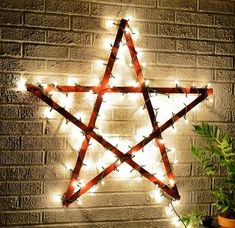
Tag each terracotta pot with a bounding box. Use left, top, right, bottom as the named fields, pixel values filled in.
left=218, top=215, right=235, bottom=228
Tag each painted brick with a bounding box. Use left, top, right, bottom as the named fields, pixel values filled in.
left=110, top=221, right=154, bottom=228
left=173, top=164, right=191, bottom=177
left=0, top=105, right=19, bottom=120
left=21, top=136, right=67, bottom=150
left=48, top=31, right=92, bottom=46
left=89, top=208, right=132, bottom=222
left=135, top=8, right=174, bottom=22
left=0, top=0, right=44, bottom=11
left=177, top=177, right=211, bottom=190
left=199, top=27, right=234, bottom=41
left=177, top=40, right=214, bottom=54
left=159, top=24, right=196, bottom=38
left=159, top=0, right=197, bottom=10
left=157, top=53, right=196, bottom=66
left=131, top=206, right=163, bottom=219
left=1, top=151, right=44, bottom=165
left=197, top=55, right=233, bottom=69
left=0, top=89, right=38, bottom=104
left=216, top=70, right=235, bottom=82
left=21, top=181, right=42, bottom=195
left=46, top=60, right=91, bottom=75
left=0, top=42, right=22, bottom=57
left=199, top=0, right=234, bottom=14
left=2, top=58, right=45, bottom=72
left=1, top=27, right=45, bottom=42
left=0, top=197, right=18, bottom=210
left=73, top=16, right=106, bottom=32
left=0, top=73, right=21, bottom=88
left=70, top=47, right=109, bottom=61
left=46, top=0, right=89, bottom=15
left=176, top=12, right=213, bottom=25
left=5, top=211, right=41, bottom=225
left=91, top=3, right=133, bottom=18
left=215, top=42, right=235, bottom=55
left=25, top=13, right=69, bottom=29
left=0, top=121, right=43, bottom=135
left=19, top=105, right=42, bottom=120
left=212, top=83, right=233, bottom=96
left=109, top=193, right=151, bottom=206
left=195, top=108, right=231, bottom=122
left=0, top=136, right=20, bottom=150
left=43, top=209, right=89, bottom=223
left=137, top=37, right=176, bottom=50
left=216, top=96, right=235, bottom=111
left=215, top=14, right=235, bottom=28
left=134, top=21, right=156, bottom=35
left=0, top=10, right=22, bottom=25
left=24, top=44, right=68, bottom=59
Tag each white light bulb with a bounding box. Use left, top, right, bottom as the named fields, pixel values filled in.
left=52, top=193, right=61, bottom=203
left=106, top=19, right=114, bottom=29
left=132, top=28, right=139, bottom=40
left=17, top=77, right=27, bottom=91
left=172, top=217, right=181, bottom=227
left=169, top=178, right=175, bottom=186
left=44, top=107, right=54, bottom=119
left=68, top=77, right=77, bottom=85
left=165, top=205, right=174, bottom=216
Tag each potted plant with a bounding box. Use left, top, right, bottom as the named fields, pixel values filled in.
left=191, top=123, right=235, bottom=228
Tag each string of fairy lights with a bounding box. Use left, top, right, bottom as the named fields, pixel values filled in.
left=17, top=17, right=213, bottom=228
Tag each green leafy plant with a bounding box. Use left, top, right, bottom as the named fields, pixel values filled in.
left=181, top=212, right=202, bottom=227
left=191, top=122, right=235, bottom=218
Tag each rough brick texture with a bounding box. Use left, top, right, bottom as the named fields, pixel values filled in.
left=0, top=0, right=234, bottom=227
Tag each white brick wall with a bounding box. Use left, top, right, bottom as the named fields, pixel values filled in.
left=0, top=0, right=234, bottom=227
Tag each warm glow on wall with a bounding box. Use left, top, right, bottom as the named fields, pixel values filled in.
left=20, top=17, right=213, bottom=227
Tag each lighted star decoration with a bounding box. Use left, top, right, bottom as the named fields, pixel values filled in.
left=25, top=18, right=213, bottom=207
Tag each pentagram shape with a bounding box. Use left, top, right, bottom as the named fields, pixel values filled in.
left=26, top=18, right=213, bottom=207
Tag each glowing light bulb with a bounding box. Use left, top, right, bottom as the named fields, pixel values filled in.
left=38, top=79, right=47, bottom=88
left=169, top=178, right=175, bottom=187
left=142, top=62, right=147, bottom=67
left=175, top=80, right=179, bottom=87
left=72, top=180, right=78, bottom=188
left=173, top=160, right=178, bottom=164
left=125, top=15, right=133, bottom=21
left=106, top=19, right=114, bottom=29
left=90, top=185, right=97, bottom=193
left=151, top=189, right=163, bottom=203
left=96, top=60, right=104, bottom=68
left=165, top=205, right=174, bottom=216
left=132, top=28, right=139, bottom=40
left=209, top=98, right=213, bottom=103
left=207, top=82, right=211, bottom=88
left=136, top=48, right=143, bottom=57
left=68, top=77, right=77, bottom=85
left=44, top=107, right=54, bottom=119
left=103, top=38, right=113, bottom=49
left=185, top=118, right=189, bottom=124
left=159, top=139, right=165, bottom=144
left=65, top=161, right=73, bottom=171
left=77, top=199, right=82, bottom=205
left=17, top=77, right=27, bottom=91
left=52, top=193, right=61, bottom=203
left=53, top=80, right=59, bottom=87
left=101, top=180, right=105, bottom=185
left=172, top=217, right=181, bottom=227
left=173, top=127, right=177, bottom=134
left=145, top=79, right=149, bottom=86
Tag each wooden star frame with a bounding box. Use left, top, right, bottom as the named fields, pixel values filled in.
left=26, top=19, right=213, bottom=207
